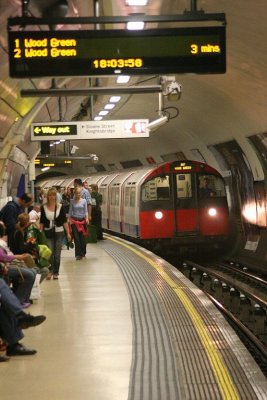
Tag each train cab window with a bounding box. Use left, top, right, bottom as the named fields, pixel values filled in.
left=198, top=175, right=226, bottom=198
left=176, top=174, right=192, bottom=199
left=141, top=175, right=170, bottom=201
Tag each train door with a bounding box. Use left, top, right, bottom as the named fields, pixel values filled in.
left=173, top=173, right=199, bottom=234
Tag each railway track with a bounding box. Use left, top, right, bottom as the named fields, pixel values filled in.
left=179, top=259, right=267, bottom=376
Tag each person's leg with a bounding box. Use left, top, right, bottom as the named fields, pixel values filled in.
left=52, top=232, right=64, bottom=276
left=7, top=267, right=36, bottom=304
left=96, top=209, right=103, bottom=240
left=80, top=230, right=86, bottom=256
left=71, top=224, right=83, bottom=258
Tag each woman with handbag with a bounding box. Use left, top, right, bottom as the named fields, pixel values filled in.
left=40, top=188, right=71, bottom=280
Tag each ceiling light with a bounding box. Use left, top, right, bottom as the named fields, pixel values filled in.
left=94, top=116, right=103, bottom=121
left=99, top=110, right=109, bottom=116
left=109, top=96, right=121, bottom=103
left=117, top=75, right=130, bottom=84
left=127, top=21, right=145, bottom=30
left=104, top=104, right=115, bottom=110
left=41, top=166, right=50, bottom=172
left=126, top=0, right=148, bottom=5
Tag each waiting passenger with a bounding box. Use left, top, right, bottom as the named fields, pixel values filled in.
left=90, top=184, right=104, bottom=240
left=29, top=203, right=41, bottom=229
left=0, top=222, right=36, bottom=308
left=69, top=187, right=88, bottom=260
left=0, top=193, right=33, bottom=248
left=0, top=277, right=46, bottom=360
left=74, top=178, right=92, bottom=222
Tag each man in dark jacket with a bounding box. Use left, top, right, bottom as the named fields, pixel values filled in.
left=90, top=184, right=103, bottom=240
left=0, top=193, right=33, bottom=247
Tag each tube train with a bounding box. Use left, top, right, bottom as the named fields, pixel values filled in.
left=36, top=160, right=232, bottom=254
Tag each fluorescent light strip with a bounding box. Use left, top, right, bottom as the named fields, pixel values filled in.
left=99, top=110, right=109, bottom=116
left=127, top=21, right=145, bottom=30
left=109, top=96, right=121, bottom=103
left=104, top=103, right=115, bottom=110
left=126, top=0, right=148, bottom=5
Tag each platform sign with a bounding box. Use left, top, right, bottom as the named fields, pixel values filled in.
left=9, top=26, right=226, bottom=78
left=35, top=158, right=73, bottom=168
left=31, top=120, right=149, bottom=141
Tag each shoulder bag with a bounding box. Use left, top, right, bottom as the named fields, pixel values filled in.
left=45, top=205, right=57, bottom=239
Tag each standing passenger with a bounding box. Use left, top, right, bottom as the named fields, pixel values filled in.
left=69, top=187, right=88, bottom=260
left=40, top=188, right=71, bottom=280
left=74, top=178, right=92, bottom=223
left=90, top=184, right=103, bottom=240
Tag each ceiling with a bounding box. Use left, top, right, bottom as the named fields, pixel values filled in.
left=0, top=0, right=267, bottom=178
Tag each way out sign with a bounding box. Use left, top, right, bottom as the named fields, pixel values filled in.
left=31, top=120, right=149, bottom=141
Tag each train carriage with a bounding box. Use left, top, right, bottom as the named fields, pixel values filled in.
left=36, top=160, right=231, bottom=254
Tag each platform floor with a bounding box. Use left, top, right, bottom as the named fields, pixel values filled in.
left=1, top=235, right=267, bottom=400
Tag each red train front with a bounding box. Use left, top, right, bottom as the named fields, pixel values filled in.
left=139, top=160, right=231, bottom=252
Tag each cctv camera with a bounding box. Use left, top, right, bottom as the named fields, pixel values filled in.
left=166, top=82, right=182, bottom=101
left=147, top=116, right=168, bottom=132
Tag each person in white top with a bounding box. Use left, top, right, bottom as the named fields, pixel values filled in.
left=28, top=204, right=41, bottom=229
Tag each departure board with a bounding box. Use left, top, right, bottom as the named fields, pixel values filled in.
left=8, top=26, right=226, bottom=77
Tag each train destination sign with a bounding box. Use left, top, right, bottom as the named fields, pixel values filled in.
left=31, top=120, right=149, bottom=141
left=9, top=26, right=226, bottom=78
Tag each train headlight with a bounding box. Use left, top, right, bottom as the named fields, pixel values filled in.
left=208, top=208, right=217, bottom=217
left=155, top=211, right=163, bottom=220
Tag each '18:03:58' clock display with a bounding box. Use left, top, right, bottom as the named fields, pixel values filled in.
left=92, top=58, right=143, bottom=69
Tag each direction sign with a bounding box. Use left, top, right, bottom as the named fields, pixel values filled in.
left=31, top=120, right=149, bottom=141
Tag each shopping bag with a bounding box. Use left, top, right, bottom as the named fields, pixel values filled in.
left=30, top=273, right=42, bottom=300
left=85, top=224, right=97, bottom=243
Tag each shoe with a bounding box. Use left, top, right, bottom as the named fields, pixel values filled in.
left=53, top=274, right=59, bottom=280
left=76, top=256, right=82, bottom=260
left=17, top=313, right=46, bottom=329
left=21, top=302, right=31, bottom=309
left=7, top=343, right=37, bottom=356
left=0, top=354, right=9, bottom=362
left=46, top=272, right=52, bottom=280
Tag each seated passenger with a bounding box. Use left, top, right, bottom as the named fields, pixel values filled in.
left=0, top=222, right=36, bottom=308
left=28, top=203, right=41, bottom=229
left=0, top=277, right=46, bottom=360
left=10, top=213, right=36, bottom=259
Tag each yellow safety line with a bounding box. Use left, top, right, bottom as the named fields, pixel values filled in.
left=108, top=237, right=240, bottom=400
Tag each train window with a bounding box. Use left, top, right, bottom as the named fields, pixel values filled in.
left=130, top=188, right=136, bottom=207
left=125, top=187, right=131, bottom=206
left=125, top=187, right=136, bottom=207
left=198, top=175, right=226, bottom=198
left=176, top=174, right=192, bottom=199
left=100, top=188, right=106, bottom=205
left=111, top=187, right=120, bottom=205
left=141, top=175, right=170, bottom=201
